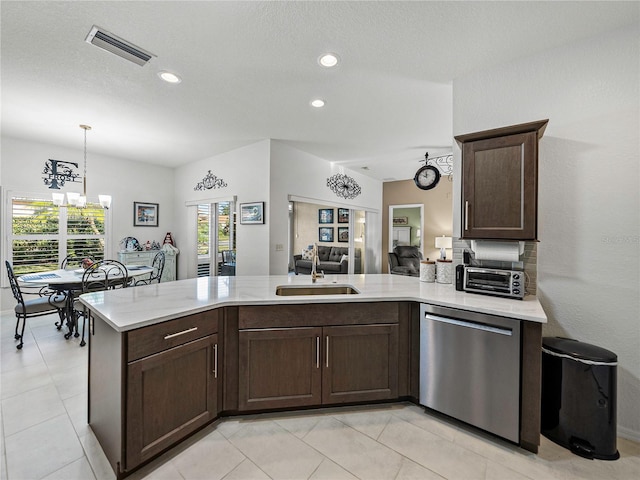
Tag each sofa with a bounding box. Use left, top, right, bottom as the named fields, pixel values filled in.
left=388, top=245, right=423, bottom=276
left=294, top=246, right=361, bottom=275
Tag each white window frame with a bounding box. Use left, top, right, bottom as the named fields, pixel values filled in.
left=2, top=189, right=112, bottom=287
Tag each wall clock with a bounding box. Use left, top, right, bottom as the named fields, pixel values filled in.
left=414, top=164, right=440, bottom=190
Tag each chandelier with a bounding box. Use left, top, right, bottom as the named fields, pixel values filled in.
left=51, top=125, right=111, bottom=209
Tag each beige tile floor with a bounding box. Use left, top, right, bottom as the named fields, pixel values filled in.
left=1, top=311, right=639, bottom=480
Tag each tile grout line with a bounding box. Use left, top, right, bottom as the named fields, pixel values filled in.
left=299, top=412, right=402, bottom=480
left=2, top=314, right=92, bottom=480
left=42, top=322, right=103, bottom=480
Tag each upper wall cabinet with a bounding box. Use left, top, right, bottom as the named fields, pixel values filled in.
left=455, top=119, right=548, bottom=240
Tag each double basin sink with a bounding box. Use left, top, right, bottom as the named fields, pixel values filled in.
left=275, top=284, right=360, bottom=296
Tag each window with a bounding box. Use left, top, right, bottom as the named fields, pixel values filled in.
left=197, top=204, right=211, bottom=276
left=196, top=201, right=235, bottom=277
left=9, top=195, right=107, bottom=275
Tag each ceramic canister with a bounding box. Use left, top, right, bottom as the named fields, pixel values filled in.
left=436, top=259, right=453, bottom=284
left=420, top=260, right=436, bottom=282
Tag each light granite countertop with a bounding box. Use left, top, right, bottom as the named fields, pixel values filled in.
left=79, top=274, right=547, bottom=332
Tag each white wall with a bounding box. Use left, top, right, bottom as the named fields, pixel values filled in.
left=452, top=25, right=640, bottom=439
left=269, top=141, right=383, bottom=274
left=1, top=136, right=175, bottom=308
left=173, top=140, right=271, bottom=278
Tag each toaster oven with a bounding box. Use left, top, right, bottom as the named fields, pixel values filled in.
left=463, top=267, right=525, bottom=299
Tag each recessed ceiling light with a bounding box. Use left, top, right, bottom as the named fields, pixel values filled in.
left=318, top=53, right=339, bottom=68
left=311, top=99, right=325, bottom=108
left=158, top=71, right=182, bottom=84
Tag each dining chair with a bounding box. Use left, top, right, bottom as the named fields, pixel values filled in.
left=75, top=259, right=129, bottom=346
left=134, top=250, right=165, bottom=286
left=5, top=261, right=67, bottom=350
left=55, top=255, right=95, bottom=332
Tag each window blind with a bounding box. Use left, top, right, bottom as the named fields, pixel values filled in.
left=9, top=197, right=107, bottom=275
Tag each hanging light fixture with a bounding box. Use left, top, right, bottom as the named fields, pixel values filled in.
left=51, top=125, right=111, bottom=209
left=77, top=124, right=90, bottom=207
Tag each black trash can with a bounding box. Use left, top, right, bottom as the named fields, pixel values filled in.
left=541, top=337, right=619, bottom=460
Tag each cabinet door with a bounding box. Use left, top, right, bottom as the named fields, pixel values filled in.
left=323, top=324, right=399, bottom=404
left=238, top=327, right=322, bottom=411
left=462, top=131, right=537, bottom=239
left=126, top=334, right=218, bottom=469
left=393, top=227, right=411, bottom=246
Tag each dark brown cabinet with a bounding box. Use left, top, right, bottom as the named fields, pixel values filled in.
left=456, top=119, right=548, bottom=240
left=238, top=323, right=399, bottom=410
left=234, top=303, right=407, bottom=411
left=88, top=309, right=220, bottom=477
left=323, top=324, right=398, bottom=404
left=126, top=333, right=218, bottom=467
left=238, top=327, right=322, bottom=410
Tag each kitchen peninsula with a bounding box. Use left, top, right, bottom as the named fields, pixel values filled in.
left=80, top=274, right=546, bottom=479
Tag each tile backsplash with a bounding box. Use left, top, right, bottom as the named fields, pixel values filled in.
left=453, top=239, right=537, bottom=295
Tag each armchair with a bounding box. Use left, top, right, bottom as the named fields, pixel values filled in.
left=388, top=245, right=423, bottom=276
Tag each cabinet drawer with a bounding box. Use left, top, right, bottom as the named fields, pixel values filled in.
left=119, top=252, right=154, bottom=265
left=127, top=310, right=219, bottom=361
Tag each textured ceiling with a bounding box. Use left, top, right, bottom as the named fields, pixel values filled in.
left=1, top=1, right=638, bottom=181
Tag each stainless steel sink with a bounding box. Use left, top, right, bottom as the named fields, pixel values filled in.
left=275, top=285, right=360, bottom=296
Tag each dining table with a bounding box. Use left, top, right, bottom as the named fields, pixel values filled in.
left=18, top=264, right=154, bottom=341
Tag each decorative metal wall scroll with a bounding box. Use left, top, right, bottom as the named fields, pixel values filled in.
left=42, top=159, right=81, bottom=189
left=194, top=170, right=228, bottom=191
left=425, top=153, right=453, bottom=176
left=327, top=173, right=362, bottom=200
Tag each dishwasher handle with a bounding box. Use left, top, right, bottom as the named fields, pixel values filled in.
left=423, top=313, right=512, bottom=336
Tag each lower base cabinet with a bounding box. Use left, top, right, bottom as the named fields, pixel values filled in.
left=89, top=310, right=220, bottom=478
left=238, top=327, right=322, bottom=410
left=126, top=334, right=218, bottom=468
left=238, top=324, right=398, bottom=410
left=89, top=301, right=539, bottom=479
left=323, top=324, right=398, bottom=404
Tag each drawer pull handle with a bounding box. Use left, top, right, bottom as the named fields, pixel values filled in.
left=316, top=336, right=320, bottom=369
left=164, top=327, right=198, bottom=340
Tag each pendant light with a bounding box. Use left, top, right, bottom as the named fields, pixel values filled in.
left=77, top=124, right=90, bottom=207
left=52, top=125, right=111, bottom=209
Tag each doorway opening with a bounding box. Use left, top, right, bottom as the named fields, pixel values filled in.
left=197, top=200, right=236, bottom=276
left=388, top=204, right=424, bottom=253
left=289, top=200, right=366, bottom=275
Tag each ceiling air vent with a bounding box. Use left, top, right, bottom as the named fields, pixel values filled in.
left=85, top=25, right=155, bottom=66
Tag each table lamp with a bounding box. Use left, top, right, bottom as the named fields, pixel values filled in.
left=435, top=235, right=452, bottom=260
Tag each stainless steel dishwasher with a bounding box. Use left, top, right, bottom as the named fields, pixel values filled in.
left=419, top=303, right=521, bottom=443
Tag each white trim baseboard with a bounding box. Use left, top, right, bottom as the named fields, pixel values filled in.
left=618, top=425, right=640, bottom=443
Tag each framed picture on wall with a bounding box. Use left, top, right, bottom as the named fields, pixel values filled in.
left=338, top=227, right=349, bottom=242
left=319, top=208, right=334, bottom=224
left=240, top=202, right=265, bottom=224
left=338, top=208, right=349, bottom=223
left=319, top=227, right=334, bottom=242
left=133, top=202, right=159, bottom=227
left=393, top=216, right=409, bottom=225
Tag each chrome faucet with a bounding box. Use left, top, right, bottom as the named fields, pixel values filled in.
left=311, top=243, right=324, bottom=283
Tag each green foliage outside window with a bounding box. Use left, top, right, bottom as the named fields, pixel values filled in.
left=11, top=199, right=106, bottom=275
